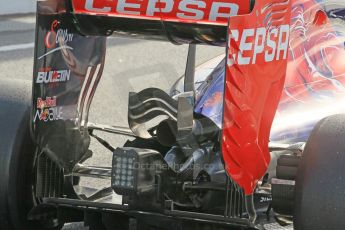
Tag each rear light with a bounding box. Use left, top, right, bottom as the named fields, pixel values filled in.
left=112, top=151, right=136, bottom=190
left=111, top=148, right=165, bottom=196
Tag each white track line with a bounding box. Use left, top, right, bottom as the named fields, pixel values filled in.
left=0, top=42, right=34, bottom=52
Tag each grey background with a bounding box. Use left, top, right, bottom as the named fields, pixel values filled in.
left=0, top=0, right=35, bottom=15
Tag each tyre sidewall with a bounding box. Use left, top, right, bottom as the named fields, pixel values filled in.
left=0, top=79, right=57, bottom=230
left=294, top=114, right=345, bottom=229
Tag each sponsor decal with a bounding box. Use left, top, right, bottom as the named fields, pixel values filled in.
left=260, top=196, right=272, bottom=203
left=44, top=20, right=73, bottom=49
left=75, top=0, right=248, bottom=24
left=38, top=20, right=74, bottom=60
left=227, top=25, right=290, bottom=66
left=37, top=96, right=57, bottom=109
left=34, top=97, right=63, bottom=122
left=34, top=107, right=63, bottom=122
left=37, top=68, right=71, bottom=84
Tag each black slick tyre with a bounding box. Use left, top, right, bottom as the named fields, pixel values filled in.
left=0, top=79, right=62, bottom=230
left=294, top=114, right=345, bottom=230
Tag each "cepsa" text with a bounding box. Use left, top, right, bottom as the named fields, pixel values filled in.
left=228, top=25, right=290, bottom=65
left=84, top=0, right=241, bottom=22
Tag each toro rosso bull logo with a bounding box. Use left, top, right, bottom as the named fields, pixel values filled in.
left=74, top=0, right=251, bottom=24
left=34, top=97, right=63, bottom=122
left=38, top=20, right=74, bottom=60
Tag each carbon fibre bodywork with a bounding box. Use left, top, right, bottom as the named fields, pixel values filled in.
left=32, top=3, right=107, bottom=172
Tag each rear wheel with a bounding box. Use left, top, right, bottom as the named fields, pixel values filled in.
left=294, top=114, right=345, bottom=229
left=0, top=79, right=62, bottom=230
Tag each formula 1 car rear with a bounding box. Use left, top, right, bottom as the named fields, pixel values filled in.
left=1, top=0, right=345, bottom=229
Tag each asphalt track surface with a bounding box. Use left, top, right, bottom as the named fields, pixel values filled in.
left=0, top=13, right=223, bottom=230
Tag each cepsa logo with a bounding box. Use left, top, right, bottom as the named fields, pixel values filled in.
left=38, top=20, right=74, bottom=60
left=37, top=68, right=71, bottom=84
left=228, top=25, right=290, bottom=66
left=74, top=0, right=250, bottom=24
left=34, top=97, right=63, bottom=122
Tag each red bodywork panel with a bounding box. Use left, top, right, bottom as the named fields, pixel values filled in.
left=72, top=0, right=251, bottom=25
left=271, top=0, right=345, bottom=140
left=281, top=1, right=345, bottom=104
left=222, top=0, right=291, bottom=195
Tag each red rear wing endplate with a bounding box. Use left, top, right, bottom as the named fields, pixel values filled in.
left=222, top=0, right=291, bottom=195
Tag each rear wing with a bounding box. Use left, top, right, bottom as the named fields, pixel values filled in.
left=32, top=0, right=291, bottom=201
left=70, top=0, right=254, bottom=45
